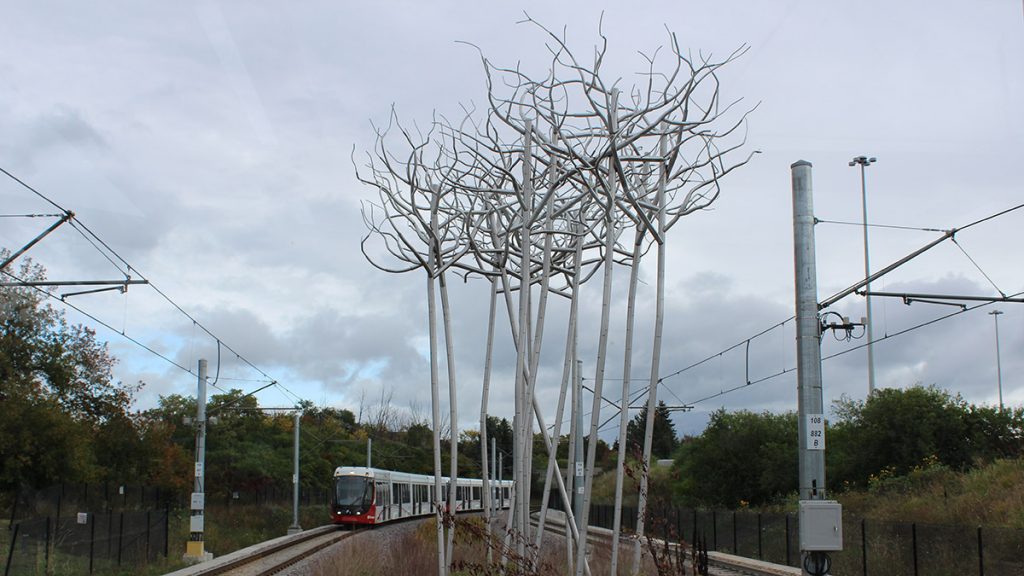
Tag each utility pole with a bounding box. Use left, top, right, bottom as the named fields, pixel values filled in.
left=573, top=360, right=584, bottom=537
left=288, top=411, right=302, bottom=535
left=990, top=310, right=1004, bottom=411
left=792, top=161, right=841, bottom=576
left=850, top=155, right=877, bottom=396
left=491, top=436, right=497, bottom=517
left=367, top=437, right=372, bottom=469
left=185, top=359, right=212, bottom=562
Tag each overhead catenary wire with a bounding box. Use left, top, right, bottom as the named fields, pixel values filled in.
left=0, top=165, right=285, bottom=402
left=815, top=218, right=948, bottom=233
left=950, top=237, right=1006, bottom=298
left=676, top=291, right=1024, bottom=409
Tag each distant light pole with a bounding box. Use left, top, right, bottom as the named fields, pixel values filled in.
left=850, top=155, right=877, bottom=396
left=989, top=310, right=1004, bottom=411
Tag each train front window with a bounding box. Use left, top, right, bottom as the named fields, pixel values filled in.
left=335, top=476, right=372, bottom=506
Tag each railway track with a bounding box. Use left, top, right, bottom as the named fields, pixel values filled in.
left=166, top=525, right=360, bottom=576
left=168, top=514, right=796, bottom=576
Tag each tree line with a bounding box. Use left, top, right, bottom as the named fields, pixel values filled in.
left=5, top=258, right=1018, bottom=511
left=673, top=387, right=1024, bottom=508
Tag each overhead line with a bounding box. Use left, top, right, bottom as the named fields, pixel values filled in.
left=2, top=268, right=192, bottom=374
left=815, top=218, right=947, bottom=233
left=0, top=166, right=67, bottom=213
left=677, top=290, right=1024, bottom=409
left=0, top=165, right=286, bottom=403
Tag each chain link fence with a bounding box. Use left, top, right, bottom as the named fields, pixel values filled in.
left=552, top=497, right=1024, bottom=575
left=4, top=510, right=168, bottom=576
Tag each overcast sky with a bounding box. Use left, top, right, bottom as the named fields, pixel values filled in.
left=1, top=1, right=1021, bottom=439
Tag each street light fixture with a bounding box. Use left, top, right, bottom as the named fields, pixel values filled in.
left=849, top=156, right=877, bottom=396
left=989, top=310, right=1004, bottom=411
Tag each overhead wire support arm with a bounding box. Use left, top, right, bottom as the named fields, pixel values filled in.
left=818, top=228, right=955, bottom=310
left=0, top=211, right=74, bottom=271
left=0, top=279, right=150, bottom=287
left=861, top=290, right=1024, bottom=306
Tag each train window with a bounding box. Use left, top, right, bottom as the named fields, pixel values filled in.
left=472, top=487, right=480, bottom=501
left=402, top=484, right=411, bottom=504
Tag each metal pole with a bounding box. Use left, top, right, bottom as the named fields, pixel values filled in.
left=185, top=359, right=209, bottom=561
left=367, top=437, right=372, bottom=468
left=989, top=311, right=1004, bottom=410
left=573, top=360, right=584, bottom=537
left=288, top=411, right=302, bottom=534
left=491, top=436, right=497, bottom=518
left=793, top=161, right=828, bottom=576
left=850, top=155, right=877, bottom=396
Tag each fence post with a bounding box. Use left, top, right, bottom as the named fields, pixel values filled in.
left=88, top=514, right=95, bottom=574
left=6, top=490, right=16, bottom=527
left=712, top=510, right=717, bottom=551
left=117, top=512, right=124, bottom=566
left=785, top=514, right=791, bottom=566
left=4, top=523, right=18, bottom=576
left=732, top=511, right=737, bottom=554
left=676, top=507, right=682, bottom=542
left=977, top=526, right=984, bottom=576
left=163, top=506, right=169, bottom=558
left=106, top=511, right=113, bottom=560
left=861, top=518, right=867, bottom=576
left=45, top=516, right=51, bottom=574
left=692, top=509, right=697, bottom=548
left=911, top=523, right=918, bottom=576
left=757, top=513, right=763, bottom=560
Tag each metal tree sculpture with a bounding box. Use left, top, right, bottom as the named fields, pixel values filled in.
left=358, top=17, right=754, bottom=576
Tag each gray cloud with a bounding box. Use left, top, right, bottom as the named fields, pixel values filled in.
left=0, top=1, right=1020, bottom=444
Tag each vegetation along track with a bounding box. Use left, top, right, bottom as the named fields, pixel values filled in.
left=534, top=516, right=796, bottom=576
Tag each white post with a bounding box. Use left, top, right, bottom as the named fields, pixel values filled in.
left=850, top=155, right=877, bottom=396
left=185, top=359, right=210, bottom=562
left=288, top=411, right=302, bottom=534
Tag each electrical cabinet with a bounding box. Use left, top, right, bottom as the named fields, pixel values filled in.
left=799, top=500, right=843, bottom=551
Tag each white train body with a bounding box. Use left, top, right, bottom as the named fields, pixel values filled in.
left=330, top=466, right=513, bottom=526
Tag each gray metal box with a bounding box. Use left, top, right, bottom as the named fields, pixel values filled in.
left=799, top=500, right=843, bottom=551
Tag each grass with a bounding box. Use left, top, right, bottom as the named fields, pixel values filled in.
left=837, top=458, right=1024, bottom=529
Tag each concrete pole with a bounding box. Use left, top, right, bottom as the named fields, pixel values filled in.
left=288, top=411, right=302, bottom=534
left=367, top=437, right=372, bottom=469
left=792, top=161, right=827, bottom=575
left=792, top=161, right=826, bottom=500
left=185, top=359, right=210, bottom=561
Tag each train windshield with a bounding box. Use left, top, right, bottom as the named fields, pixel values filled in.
left=335, top=476, right=372, bottom=506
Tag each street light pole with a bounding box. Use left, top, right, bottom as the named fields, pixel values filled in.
left=850, top=155, right=877, bottom=396
left=989, top=310, right=1004, bottom=411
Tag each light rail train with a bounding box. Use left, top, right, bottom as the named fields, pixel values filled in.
left=330, top=466, right=514, bottom=526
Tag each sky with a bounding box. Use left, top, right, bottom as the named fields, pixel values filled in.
left=1, top=1, right=1022, bottom=441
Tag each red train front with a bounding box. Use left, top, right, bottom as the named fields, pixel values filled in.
left=331, top=467, right=377, bottom=525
